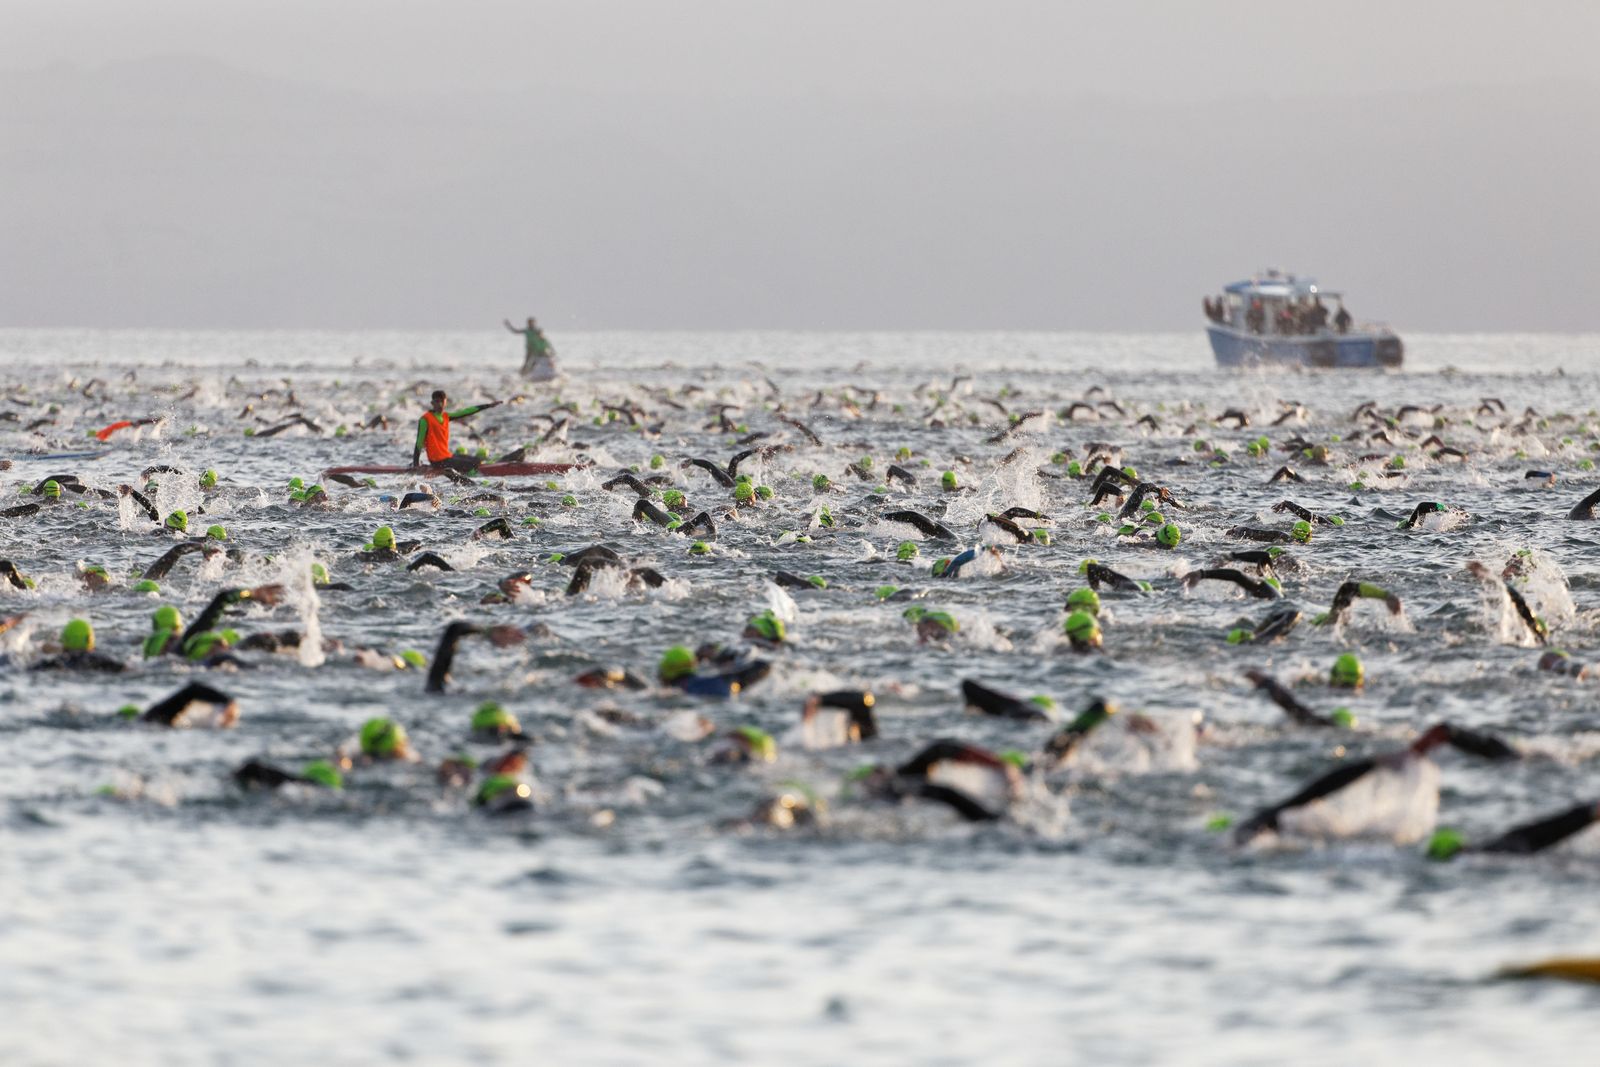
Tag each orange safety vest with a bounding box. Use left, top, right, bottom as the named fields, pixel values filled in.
left=422, top=411, right=452, bottom=462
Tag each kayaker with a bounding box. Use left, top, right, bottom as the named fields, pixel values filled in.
left=410, top=390, right=501, bottom=470
left=505, top=317, right=558, bottom=380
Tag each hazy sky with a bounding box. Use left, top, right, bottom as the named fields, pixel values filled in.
left=8, top=0, right=1598, bottom=101
left=3, top=1, right=1598, bottom=330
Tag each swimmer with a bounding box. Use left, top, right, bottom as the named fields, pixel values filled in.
left=233, top=758, right=343, bottom=790
left=870, top=739, right=1023, bottom=822
left=177, top=585, right=284, bottom=659
left=1182, top=569, right=1280, bottom=600
left=1228, top=604, right=1302, bottom=644
left=0, top=560, right=34, bottom=590
left=410, top=390, right=502, bottom=470
left=1568, top=486, right=1600, bottom=520
left=1226, top=520, right=1313, bottom=545
left=31, top=618, right=124, bottom=672
left=1313, top=581, right=1403, bottom=626
left=961, top=679, right=1055, bottom=722
left=1396, top=501, right=1453, bottom=530
left=1242, top=669, right=1349, bottom=728
left=981, top=513, right=1033, bottom=543
left=355, top=525, right=422, bottom=562
left=1270, top=500, right=1341, bottom=526
left=1080, top=559, right=1144, bottom=593
left=1464, top=561, right=1548, bottom=643
left=658, top=644, right=770, bottom=698
left=1039, top=699, right=1118, bottom=766
left=1233, top=721, right=1516, bottom=846
left=882, top=510, right=957, bottom=541
left=800, top=690, right=878, bottom=745
left=1428, top=800, right=1600, bottom=860
left=139, top=682, right=239, bottom=727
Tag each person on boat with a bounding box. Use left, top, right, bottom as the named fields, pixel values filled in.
left=505, top=317, right=558, bottom=381
left=1334, top=302, right=1353, bottom=334
left=410, top=390, right=501, bottom=470
left=1307, top=296, right=1329, bottom=331
left=1245, top=300, right=1265, bottom=334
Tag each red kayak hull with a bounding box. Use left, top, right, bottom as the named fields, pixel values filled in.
left=323, top=462, right=580, bottom=477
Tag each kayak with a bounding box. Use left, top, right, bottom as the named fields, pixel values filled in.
left=17, top=450, right=113, bottom=461
left=322, top=462, right=580, bottom=478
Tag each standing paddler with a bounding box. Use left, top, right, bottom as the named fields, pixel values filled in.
left=411, top=390, right=502, bottom=470
left=505, top=316, right=558, bottom=380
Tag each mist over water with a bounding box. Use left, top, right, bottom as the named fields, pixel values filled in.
left=3, top=330, right=1600, bottom=1066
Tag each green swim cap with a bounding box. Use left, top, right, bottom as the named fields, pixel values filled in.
left=1389, top=455, right=1405, bottom=470
left=650, top=454, right=665, bottom=469
left=82, top=564, right=108, bottom=580
left=920, top=609, right=959, bottom=634
left=1066, top=588, right=1101, bottom=615
left=1330, top=652, right=1364, bottom=689
left=399, top=649, right=426, bottom=669
left=1033, top=529, right=1052, bottom=545
left=359, top=717, right=408, bottom=759
left=896, top=541, right=919, bottom=562
left=152, top=604, right=182, bottom=631
left=660, top=645, right=696, bottom=681
left=807, top=575, right=827, bottom=588
left=470, top=701, right=522, bottom=737
left=732, top=482, right=755, bottom=504
left=41, top=480, right=61, bottom=499
left=661, top=489, right=686, bottom=509
left=1426, top=827, right=1465, bottom=861
left=369, top=525, right=396, bottom=551
left=931, top=557, right=952, bottom=578
left=144, top=479, right=159, bottom=495
left=205, top=524, right=227, bottom=541
left=746, top=610, right=786, bottom=642
left=1331, top=707, right=1356, bottom=728
left=874, top=585, right=899, bottom=600
left=311, top=563, right=329, bottom=584
left=1157, top=522, right=1181, bottom=547
left=1145, top=510, right=1164, bottom=526
left=60, top=618, right=94, bottom=653
left=756, top=484, right=774, bottom=500
left=1225, top=627, right=1252, bottom=645
left=689, top=540, right=711, bottom=555
left=1192, top=439, right=1209, bottom=453
left=289, top=477, right=304, bottom=490
left=117, top=703, right=141, bottom=720
left=1067, top=460, right=1082, bottom=477
left=475, top=774, right=528, bottom=807
left=735, top=725, right=777, bottom=762
left=142, top=629, right=175, bottom=658
left=817, top=506, right=834, bottom=528
left=200, top=469, right=218, bottom=488
left=1291, top=520, right=1312, bottom=543
left=1121, top=466, right=1138, bottom=481
left=165, top=511, right=188, bottom=532
left=560, top=495, right=577, bottom=508
left=812, top=474, right=831, bottom=492
left=133, top=579, right=160, bottom=593
left=941, top=470, right=957, bottom=490
left=474, top=507, right=492, bottom=518
left=301, top=760, right=344, bottom=789
left=1063, top=610, right=1101, bottom=646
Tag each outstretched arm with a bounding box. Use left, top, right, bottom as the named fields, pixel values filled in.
left=447, top=401, right=502, bottom=422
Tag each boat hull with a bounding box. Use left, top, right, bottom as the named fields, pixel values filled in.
left=1207, top=325, right=1402, bottom=369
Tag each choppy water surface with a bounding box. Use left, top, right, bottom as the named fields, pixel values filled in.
left=3, top=331, right=1600, bottom=1066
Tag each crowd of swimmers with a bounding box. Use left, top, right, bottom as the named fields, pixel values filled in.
left=3, top=370, right=1599, bottom=989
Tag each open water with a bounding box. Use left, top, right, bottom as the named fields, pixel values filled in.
left=2, top=330, right=1599, bottom=1066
